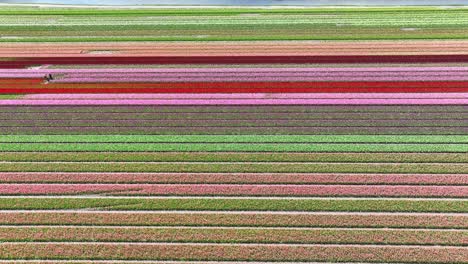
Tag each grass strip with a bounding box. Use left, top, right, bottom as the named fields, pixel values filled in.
left=0, top=143, right=466, bottom=152
left=1, top=152, right=467, bottom=163
left=0, top=212, right=465, bottom=228
left=0, top=227, right=464, bottom=245
left=0, top=198, right=465, bottom=212
left=0, top=162, right=465, bottom=174
left=0, top=243, right=465, bottom=262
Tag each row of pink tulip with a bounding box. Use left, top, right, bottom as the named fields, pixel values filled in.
left=49, top=72, right=468, bottom=77
left=23, top=93, right=468, bottom=99
left=3, top=67, right=468, bottom=73
left=0, top=226, right=464, bottom=245
left=0, top=211, right=465, bottom=228
left=0, top=184, right=466, bottom=197
left=2, top=243, right=465, bottom=262
left=0, top=99, right=465, bottom=105
left=1, top=173, right=465, bottom=185
left=51, top=76, right=468, bottom=82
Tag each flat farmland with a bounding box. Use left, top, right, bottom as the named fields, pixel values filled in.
left=0, top=5, right=466, bottom=263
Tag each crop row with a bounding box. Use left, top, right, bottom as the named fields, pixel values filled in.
left=1, top=143, right=466, bottom=152
left=6, top=11, right=458, bottom=25
left=6, top=46, right=468, bottom=57
left=0, top=95, right=20, bottom=99
left=0, top=198, right=465, bottom=212
left=1, top=172, right=465, bottom=185
left=0, top=227, right=464, bottom=245
left=0, top=243, right=465, bottom=262
left=3, top=119, right=465, bottom=127
left=1, top=6, right=465, bottom=15
left=1, top=21, right=466, bottom=32
left=0, top=105, right=462, bottom=113
left=5, top=66, right=468, bottom=73
left=21, top=92, right=468, bottom=99
left=0, top=212, right=466, bottom=228
left=3, top=33, right=468, bottom=42
left=0, top=162, right=465, bottom=174
left=1, top=135, right=466, bottom=143
left=4, top=56, right=468, bottom=69
left=0, top=133, right=462, bottom=142
left=17, top=72, right=468, bottom=79
left=2, top=112, right=465, bottom=120
left=51, top=76, right=468, bottom=82
left=2, top=99, right=466, bottom=105
left=0, top=183, right=465, bottom=197
left=6, top=79, right=468, bottom=89
left=9, top=49, right=468, bottom=56
left=2, top=126, right=465, bottom=135
left=2, top=152, right=466, bottom=163
left=3, top=41, right=468, bottom=54
left=18, top=73, right=468, bottom=79
left=2, top=21, right=466, bottom=30
left=22, top=23, right=461, bottom=32
left=6, top=66, right=468, bottom=71
left=7, top=41, right=458, bottom=50
left=5, top=25, right=464, bottom=34
left=4, top=13, right=468, bottom=26
left=3, top=19, right=464, bottom=26
left=3, top=84, right=468, bottom=94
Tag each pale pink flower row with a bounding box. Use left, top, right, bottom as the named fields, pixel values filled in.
left=0, top=184, right=466, bottom=197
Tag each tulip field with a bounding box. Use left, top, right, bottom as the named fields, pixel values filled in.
left=0, top=5, right=467, bottom=263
